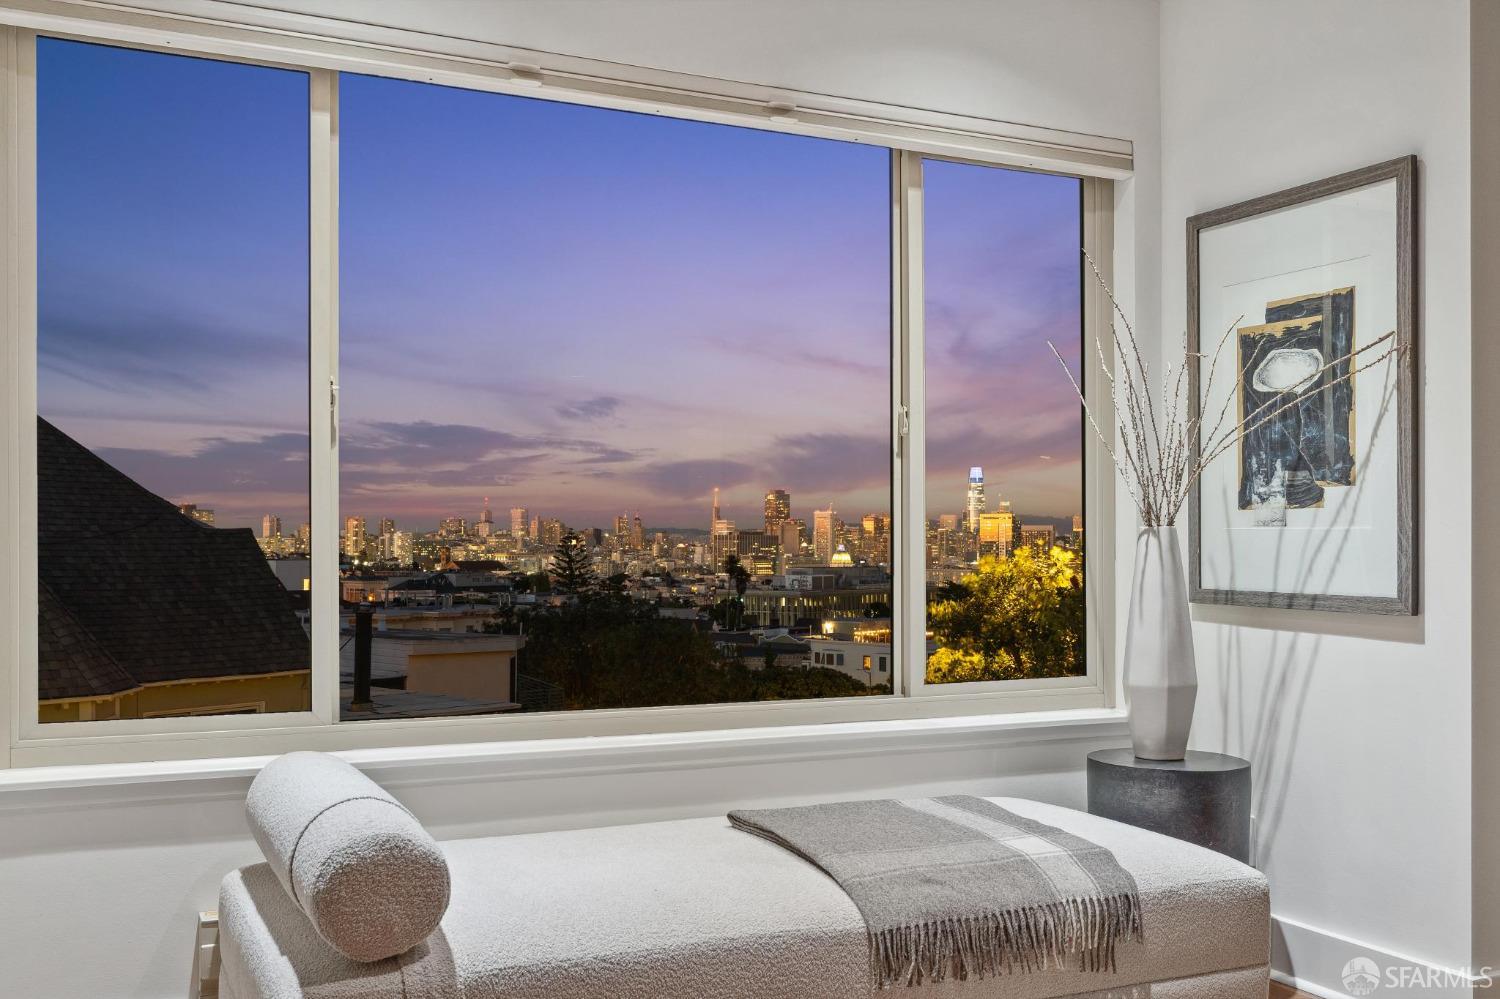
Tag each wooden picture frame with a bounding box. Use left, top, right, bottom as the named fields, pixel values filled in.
left=1187, top=156, right=1418, bottom=615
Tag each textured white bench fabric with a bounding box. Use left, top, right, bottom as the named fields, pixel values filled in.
left=217, top=797, right=1268, bottom=999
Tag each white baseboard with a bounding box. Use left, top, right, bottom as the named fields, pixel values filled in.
left=1273, top=913, right=1487, bottom=999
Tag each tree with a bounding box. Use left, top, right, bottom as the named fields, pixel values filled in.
left=550, top=532, right=596, bottom=594
left=513, top=598, right=733, bottom=710
left=925, top=546, right=1084, bottom=683
left=721, top=553, right=751, bottom=630
left=749, top=665, right=875, bottom=700
left=508, top=594, right=889, bottom=712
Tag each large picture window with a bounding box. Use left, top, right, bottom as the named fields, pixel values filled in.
left=338, top=75, right=893, bottom=718
left=5, top=20, right=1115, bottom=761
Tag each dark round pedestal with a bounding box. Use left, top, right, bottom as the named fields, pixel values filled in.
left=1086, top=748, right=1251, bottom=863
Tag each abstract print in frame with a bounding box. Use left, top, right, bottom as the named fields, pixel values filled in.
left=1188, top=157, right=1417, bottom=614
left=1237, top=286, right=1355, bottom=526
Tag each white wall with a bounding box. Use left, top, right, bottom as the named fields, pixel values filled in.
left=1160, top=0, right=1474, bottom=988
left=0, top=3, right=1163, bottom=998
left=1471, top=1, right=1500, bottom=974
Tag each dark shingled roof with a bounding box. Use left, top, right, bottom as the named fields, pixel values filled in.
left=37, top=418, right=311, bottom=701
left=38, top=581, right=137, bottom=700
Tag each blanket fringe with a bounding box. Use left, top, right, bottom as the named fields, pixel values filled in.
left=868, top=892, right=1144, bottom=990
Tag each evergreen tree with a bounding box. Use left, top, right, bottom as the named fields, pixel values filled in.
left=550, top=531, right=596, bottom=594
left=722, top=553, right=751, bottom=630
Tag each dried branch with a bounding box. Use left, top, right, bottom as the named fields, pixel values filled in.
left=1052, top=260, right=1405, bottom=527
left=1197, top=331, right=1399, bottom=472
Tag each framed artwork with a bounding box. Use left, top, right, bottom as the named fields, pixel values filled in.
left=1187, top=156, right=1418, bottom=615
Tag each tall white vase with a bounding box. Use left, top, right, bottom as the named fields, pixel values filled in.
left=1123, top=526, right=1197, bottom=760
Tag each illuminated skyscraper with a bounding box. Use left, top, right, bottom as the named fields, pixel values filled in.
left=978, top=504, right=1015, bottom=558
left=342, top=515, right=366, bottom=559
left=479, top=497, right=493, bottom=525
left=813, top=506, right=836, bottom=565
left=614, top=513, right=630, bottom=540
left=1019, top=523, right=1056, bottom=550
left=711, top=519, right=737, bottom=567
left=763, top=489, right=790, bottom=534
left=261, top=514, right=282, bottom=539
left=377, top=517, right=396, bottom=537
left=539, top=518, right=564, bottom=547
left=711, top=487, right=722, bottom=533
left=861, top=513, right=891, bottom=565
left=965, top=466, right=986, bottom=532
left=510, top=507, right=528, bottom=540
left=630, top=513, right=646, bottom=550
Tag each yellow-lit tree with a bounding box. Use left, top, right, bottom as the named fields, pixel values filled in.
left=925, top=546, right=1084, bottom=683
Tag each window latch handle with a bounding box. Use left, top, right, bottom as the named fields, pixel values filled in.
left=329, top=377, right=339, bottom=445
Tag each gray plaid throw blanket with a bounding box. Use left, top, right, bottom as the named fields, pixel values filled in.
left=728, top=796, right=1143, bottom=988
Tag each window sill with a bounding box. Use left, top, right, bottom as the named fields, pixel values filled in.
left=0, top=707, right=1128, bottom=808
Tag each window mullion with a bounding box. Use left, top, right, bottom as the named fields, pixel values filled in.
left=309, top=69, right=340, bottom=724
left=1080, top=176, right=1117, bottom=704
left=895, top=150, right=926, bottom=698
left=8, top=28, right=37, bottom=748
left=0, top=26, right=29, bottom=761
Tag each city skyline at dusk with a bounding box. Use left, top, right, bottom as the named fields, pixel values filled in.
left=38, top=42, right=1082, bottom=536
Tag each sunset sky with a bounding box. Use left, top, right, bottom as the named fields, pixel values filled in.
left=38, top=38, right=1082, bottom=535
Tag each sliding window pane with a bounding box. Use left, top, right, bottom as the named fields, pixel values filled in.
left=922, top=160, right=1085, bottom=683
left=36, top=39, right=312, bottom=722
left=339, top=75, right=891, bottom=719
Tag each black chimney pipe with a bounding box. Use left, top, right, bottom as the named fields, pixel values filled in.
left=351, top=604, right=374, bottom=711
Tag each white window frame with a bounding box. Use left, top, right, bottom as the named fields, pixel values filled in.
left=0, top=1, right=1126, bottom=769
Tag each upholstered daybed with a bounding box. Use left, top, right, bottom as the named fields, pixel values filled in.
left=214, top=756, right=1269, bottom=999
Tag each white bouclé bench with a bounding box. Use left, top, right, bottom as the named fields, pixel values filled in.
left=212, top=753, right=1270, bottom=999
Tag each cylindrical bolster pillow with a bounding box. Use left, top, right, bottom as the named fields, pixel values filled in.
left=245, top=751, right=450, bottom=962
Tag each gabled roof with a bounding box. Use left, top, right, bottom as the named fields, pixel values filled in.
left=37, top=580, right=137, bottom=700
left=37, top=418, right=310, bottom=700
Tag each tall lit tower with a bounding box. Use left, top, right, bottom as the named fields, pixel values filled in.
left=480, top=497, right=493, bottom=525
left=342, top=515, right=366, bottom=559
left=261, top=514, right=282, bottom=539
left=711, top=487, right=721, bottom=533
left=813, top=506, right=836, bottom=565
left=763, top=489, right=790, bottom=534
left=965, top=466, right=986, bottom=532
left=510, top=507, right=528, bottom=540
